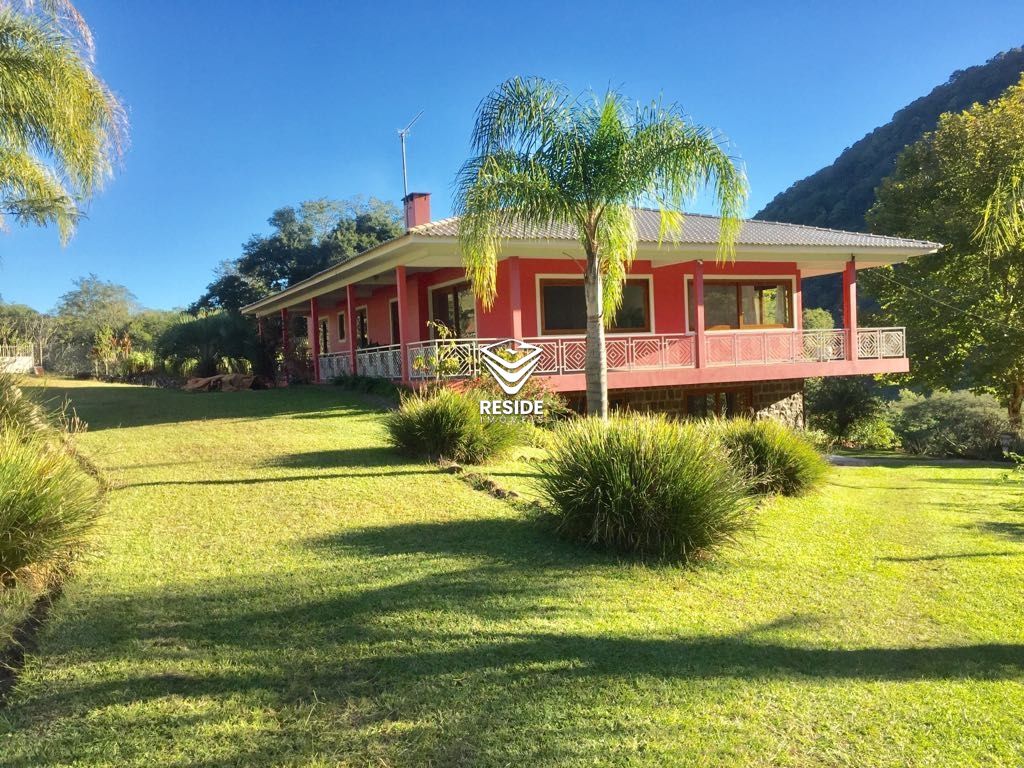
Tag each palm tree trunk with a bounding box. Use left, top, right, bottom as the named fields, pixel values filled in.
left=583, top=251, right=609, bottom=418
left=1009, top=381, right=1024, bottom=427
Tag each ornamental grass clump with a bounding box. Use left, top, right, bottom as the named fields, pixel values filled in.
left=537, top=415, right=753, bottom=562
left=384, top=387, right=524, bottom=464
left=713, top=417, right=828, bottom=496
left=0, top=429, right=102, bottom=585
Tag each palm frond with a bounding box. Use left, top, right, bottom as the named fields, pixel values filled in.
left=0, top=145, right=79, bottom=240
left=0, top=8, right=125, bottom=240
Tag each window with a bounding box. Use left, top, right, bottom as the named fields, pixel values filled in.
left=337, top=311, right=346, bottom=342
left=355, top=307, right=368, bottom=348
left=687, top=280, right=793, bottom=330
left=685, top=388, right=753, bottom=419
left=389, top=300, right=401, bottom=345
left=319, top=320, right=328, bottom=354
left=430, top=281, right=476, bottom=337
left=539, top=278, right=651, bottom=335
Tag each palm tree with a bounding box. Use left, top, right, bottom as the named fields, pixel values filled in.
left=0, top=0, right=126, bottom=243
left=455, top=77, right=747, bottom=417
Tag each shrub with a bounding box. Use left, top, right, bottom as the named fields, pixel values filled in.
left=0, top=372, right=48, bottom=435
left=712, top=418, right=829, bottom=496
left=892, top=390, right=1011, bottom=459
left=0, top=430, right=101, bottom=585
left=333, top=373, right=402, bottom=400
left=800, top=427, right=837, bottom=454
left=460, top=375, right=570, bottom=428
left=384, top=388, right=524, bottom=464
left=537, top=415, right=753, bottom=561
left=802, top=307, right=835, bottom=330
left=805, top=376, right=885, bottom=439
left=846, top=415, right=901, bottom=451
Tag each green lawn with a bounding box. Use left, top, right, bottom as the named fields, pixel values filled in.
left=2, top=379, right=1024, bottom=767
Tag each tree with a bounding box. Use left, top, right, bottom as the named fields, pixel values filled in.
left=55, top=274, right=137, bottom=342
left=0, top=1, right=126, bottom=242
left=865, top=75, right=1024, bottom=423
left=192, top=197, right=402, bottom=312
left=455, top=77, right=747, bottom=416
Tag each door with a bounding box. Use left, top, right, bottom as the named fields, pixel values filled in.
left=355, top=308, right=369, bottom=348
left=389, top=300, right=401, bottom=345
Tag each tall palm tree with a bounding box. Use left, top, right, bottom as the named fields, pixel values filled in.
left=0, top=0, right=125, bottom=243
left=455, top=77, right=747, bottom=417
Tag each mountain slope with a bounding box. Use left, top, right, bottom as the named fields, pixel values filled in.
left=756, top=47, right=1024, bottom=234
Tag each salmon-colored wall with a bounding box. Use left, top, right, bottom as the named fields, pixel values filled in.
left=313, top=257, right=802, bottom=348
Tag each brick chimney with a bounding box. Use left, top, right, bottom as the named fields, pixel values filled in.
left=403, top=192, right=431, bottom=230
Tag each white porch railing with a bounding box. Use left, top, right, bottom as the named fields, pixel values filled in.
left=356, top=344, right=402, bottom=380
left=856, top=327, right=906, bottom=359
left=318, top=351, right=352, bottom=381
left=330, top=327, right=906, bottom=381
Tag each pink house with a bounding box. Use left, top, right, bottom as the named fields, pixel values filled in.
left=242, top=193, right=939, bottom=423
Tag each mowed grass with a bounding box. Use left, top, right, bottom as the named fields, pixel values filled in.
left=1, top=379, right=1023, bottom=766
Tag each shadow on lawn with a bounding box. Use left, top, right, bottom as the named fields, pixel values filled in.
left=8, top=516, right=1024, bottom=766
left=33, top=383, right=376, bottom=431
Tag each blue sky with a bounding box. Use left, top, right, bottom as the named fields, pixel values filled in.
left=2, top=0, right=1023, bottom=311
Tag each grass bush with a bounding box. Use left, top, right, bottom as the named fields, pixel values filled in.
left=712, top=418, right=828, bottom=496
left=384, top=387, right=524, bottom=464
left=537, top=415, right=753, bottom=561
left=0, top=430, right=101, bottom=585
left=0, top=371, right=48, bottom=435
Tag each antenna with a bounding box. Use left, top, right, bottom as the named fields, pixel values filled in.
left=398, top=110, right=423, bottom=199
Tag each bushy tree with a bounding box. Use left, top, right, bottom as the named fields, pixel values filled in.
left=865, top=75, right=1024, bottom=423
left=192, top=197, right=403, bottom=312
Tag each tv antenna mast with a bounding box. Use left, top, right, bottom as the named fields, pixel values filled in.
left=398, top=111, right=424, bottom=199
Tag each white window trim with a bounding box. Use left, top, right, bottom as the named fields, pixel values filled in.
left=534, top=273, right=656, bottom=337
left=683, top=274, right=797, bottom=334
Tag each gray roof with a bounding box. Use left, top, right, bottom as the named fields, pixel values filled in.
left=411, top=208, right=941, bottom=250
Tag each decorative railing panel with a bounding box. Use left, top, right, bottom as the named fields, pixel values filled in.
left=356, top=344, right=402, bottom=380
left=318, top=352, right=352, bottom=382
left=354, top=327, right=905, bottom=381
left=856, top=327, right=906, bottom=359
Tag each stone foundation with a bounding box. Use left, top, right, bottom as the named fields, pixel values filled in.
left=567, top=379, right=805, bottom=428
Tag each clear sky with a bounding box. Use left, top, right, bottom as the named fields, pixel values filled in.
left=2, top=0, right=1023, bottom=311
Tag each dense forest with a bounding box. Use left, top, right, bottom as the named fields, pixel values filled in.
left=756, top=47, right=1024, bottom=315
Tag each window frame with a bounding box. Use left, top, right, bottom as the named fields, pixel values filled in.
left=388, top=298, right=400, bottom=346
left=426, top=277, right=477, bottom=338
left=336, top=311, right=347, bottom=343
left=536, top=275, right=654, bottom=336
left=684, top=276, right=796, bottom=333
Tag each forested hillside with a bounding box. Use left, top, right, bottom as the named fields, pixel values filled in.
left=757, top=47, right=1024, bottom=233
left=756, top=47, right=1024, bottom=314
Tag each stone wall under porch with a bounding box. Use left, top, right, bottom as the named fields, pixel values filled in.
left=566, top=378, right=806, bottom=428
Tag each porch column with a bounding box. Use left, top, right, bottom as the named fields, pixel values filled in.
left=256, top=316, right=264, bottom=340
left=310, top=298, right=321, bottom=383
left=345, top=284, right=358, bottom=375
left=508, top=256, right=523, bottom=339
left=842, top=257, right=858, bottom=361
left=694, top=260, right=707, bottom=368
left=793, top=272, right=803, bottom=331
left=396, top=266, right=410, bottom=383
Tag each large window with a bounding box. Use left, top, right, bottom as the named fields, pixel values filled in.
left=539, top=278, right=651, bottom=335
left=430, top=281, right=476, bottom=337
left=687, top=280, right=793, bottom=331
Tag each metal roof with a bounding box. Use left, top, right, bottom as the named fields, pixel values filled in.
left=410, top=208, right=942, bottom=249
